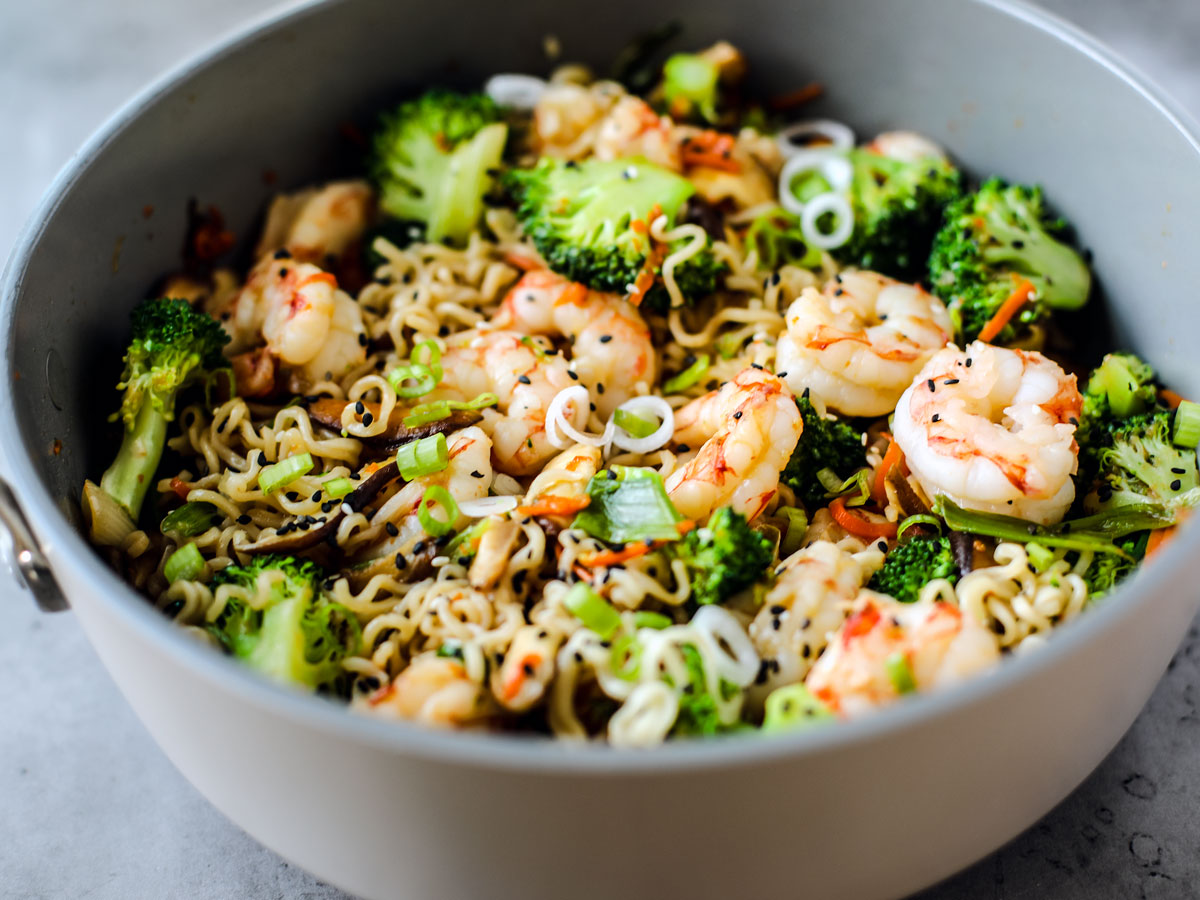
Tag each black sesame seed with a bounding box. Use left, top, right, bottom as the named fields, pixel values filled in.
left=1172, top=467, right=1186, bottom=475
left=777, top=371, right=788, bottom=378
left=733, top=411, right=743, bottom=419
left=932, top=414, right=941, bottom=423
left=567, top=371, right=579, bottom=381
left=471, top=470, right=484, bottom=478
left=438, top=325, right=450, bottom=337
left=311, top=490, right=322, bottom=503
left=1172, top=479, right=1183, bottom=491
left=965, top=358, right=973, bottom=368
left=357, top=333, right=368, bottom=347
left=596, top=383, right=605, bottom=395
left=354, top=401, right=365, bottom=415
left=518, top=374, right=532, bottom=385
left=769, top=604, right=786, bottom=615
left=928, top=379, right=936, bottom=392
left=943, top=378, right=959, bottom=385
left=599, top=334, right=613, bottom=343
left=236, top=514, right=251, bottom=525
left=413, top=541, right=427, bottom=554
left=394, top=553, right=406, bottom=568
left=286, top=491, right=300, bottom=502
left=362, top=412, right=374, bottom=427
left=385, top=521, right=399, bottom=536
left=677, top=444, right=690, bottom=453
left=273, top=248, right=292, bottom=259
left=257, top=452, right=268, bottom=466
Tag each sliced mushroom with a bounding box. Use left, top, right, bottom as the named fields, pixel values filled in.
left=242, top=460, right=400, bottom=556
left=305, top=397, right=482, bottom=451
left=886, top=468, right=931, bottom=518
left=468, top=518, right=521, bottom=590
left=345, top=537, right=442, bottom=590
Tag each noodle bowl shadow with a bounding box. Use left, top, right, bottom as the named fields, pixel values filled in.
left=3, top=1, right=1200, bottom=898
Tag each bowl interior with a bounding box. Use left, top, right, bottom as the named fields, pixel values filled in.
left=4, top=0, right=1200, bottom=750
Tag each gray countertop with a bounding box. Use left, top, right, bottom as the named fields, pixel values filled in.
left=2, top=1, right=1199, bottom=897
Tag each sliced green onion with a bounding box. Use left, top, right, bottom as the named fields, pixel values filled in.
left=402, top=392, right=498, bottom=428
left=610, top=633, right=642, bottom=680
left=761, top=683, right=834, bottom=732
left=323, top=477, right=355, bottom=499
left=663, top=354, right=711, bottom=393
left=519, top=335, right=546, bottom=359
left=715, top=332, right=744, bottom=360
left=387, top=363, right=437, bottom=399
left=436, top=641, right=464, bottom=661
left=1025, top=542, right=1056, bottom=573
left=633, top=610, right=673, bottom=630
left=417, top=485, right=458, bottom=536
left=934, top=496, right=1148, bottom=556
left=818, top=467, right=871, bottom=506
left=884, top=651, right=916, bottom=694
left=259, top=452, right=314, bottom=494
left=896, top=514, right=943, bottom=541
left=613, top=408, right=658, bottom=438
left=1095, top=355, right=1150, bottom=418
left=160, top=501, right=221, bottom=537
left=1172, top=400, right=1200, bottom=449
left=410, top=340, right=443, bottom=383
left=780, top=507, right=808, bottom=557
left=396, top=433, right=448, bottom=481
left=563, top=583, right=621, bottom=640
left=444, top=518, right=490, bottom=561
left=164, top=543, right=205, bottom=583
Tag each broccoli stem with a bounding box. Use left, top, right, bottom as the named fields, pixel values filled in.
left=99, top=401, right=167, bottom=519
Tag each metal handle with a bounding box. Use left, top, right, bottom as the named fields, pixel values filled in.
left=0, top=479, right=68, bottom=612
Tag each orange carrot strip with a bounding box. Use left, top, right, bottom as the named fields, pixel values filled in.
left=629, top=243, right=665, bottom=307
left=1147, top=526, right=1177, bottom=557
left=580, top=541, right=657, bottom=568
left=297, top=272, right=338, bottom=290
left=681, top=131, right=741, bottom=173
left=977, top=279, right=1035, bottom=343
left=767, top=82, right=824, bottom=111
left=515, top=495, right=592, bottom=518
left=169, top=477, right=191, bottom=501
left=1159, top=389, right=1187, bottom=410
left=829, top=496, right=898, bottom=540
left=503, top=251, right=542, bottom=271
left=873, top=440, right=904, bottom=505
left=501, top=653, right=542, bottom=702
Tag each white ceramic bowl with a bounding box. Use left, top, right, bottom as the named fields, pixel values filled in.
left=4, top=1, right=1200, bottom=897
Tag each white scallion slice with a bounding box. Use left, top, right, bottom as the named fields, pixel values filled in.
left=775, top=119, right=856, bottom=157
left=457, top=496, right=519, bottom=518
left=610, top=396, right=675, bottom=453
left=778, top=149, right=853, bottom=217
left=800, top=192, right=854, bottom=250
left=484, top=74, right=548, bottom=110
left=546, top=385, right=614, bottom=450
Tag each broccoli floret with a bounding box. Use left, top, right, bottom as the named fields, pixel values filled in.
left=672, top=506, right=773, bottom=606
left=928, top=177, right=1091, bottom=342
left=781, top=395, right=867, bottom=510
left=867, top=536, right=958, bottom=604
left=1082, top=532, right=1148, bottom=600
left=1075, top=352, right=1159, bottom=483
left=833, top=148, right=962, bottom=280
left=98, top=298, right=229, bottom=521
left=1085, top=410, right=1200, bottom=515
left=743, top=210, right=822, bottom=270
left=670, top=644, right=725, bottom=736
left=504, top=157, right=724, bottom=304
left=661, top=52, right=721, bottom=123
left=370, top=90, right=508, bottom=246
left=208, top=555, right=361, bottom=693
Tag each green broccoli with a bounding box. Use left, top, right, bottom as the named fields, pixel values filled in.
left=661, top=52, right=721, bottom=123
left=208, top=555, right=361, bottom=693
left=781, top=394, right=867, bottom=510
left=671, top=506, right=773, bottom=606
left=670, top=644, right=724, bottom=736
left=98, top=298, right=229, bottom=521
left=370, top=90, right=508, bottom=246
left=833, top=148, right=962, bottom=280
left=743, top=210, right=822, bottom=270
left=504, top=156, right=724, bottom=304
left=928, top=177, right=1091, bottom=342
left=867, top=536, right=958, bottom=604
left=1082, top=532, right=1148, bottom=600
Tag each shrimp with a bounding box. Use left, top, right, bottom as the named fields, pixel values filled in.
left=491, top=625, right=561, bottom=712
left=893, top=341, right=1083, bottom=524
left=804, top=592, right=1001, bottom=717
left=359, top=655, right=493, bottom=727
left=256, top=179, right=373, bottom=262
left=776, top=270, right=953, bottom=416
left=523, top=443, right=602, bottom=508
left=434, top=331, right=577, bottom=476
left=748, top=540, right=885, bottom=695
left=664, top=367, right=803, bottom=521
left=368, top=426, right=495, bottom=555
left=532, top=82, right=617, bottom=159
left=493, top=270, right=656, bottom=418
left=865, top=131, right=948, bottom=165
left=211, top=256, right=366, bottom=389
left=593, top=96, right=682, bottom=171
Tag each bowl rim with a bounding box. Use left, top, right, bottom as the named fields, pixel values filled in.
left=3, top=0, right=1200, bottom=775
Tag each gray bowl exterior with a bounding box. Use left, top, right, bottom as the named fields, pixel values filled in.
left=4, top=1, right=1200, bottom=898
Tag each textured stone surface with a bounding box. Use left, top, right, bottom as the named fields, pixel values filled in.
left=1, top=1, right=1198, bottom=898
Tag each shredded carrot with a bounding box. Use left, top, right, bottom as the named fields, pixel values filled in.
left=1147, top=526, right=1177, bottom=557
left=681, top=131, right=741, bottom=173
left=675, top=519, right=696, bottom=536
left=1159, top=388, right=1187, bottom=410
left=580, top=541, right=657, bottom=568
left=767, top=82, right=824, bottom=111
left=515, top=495, right=591, bottom=518
left=829, top=496, right=898, bottom=540
left=572, top=564, right=593, bottom=583
left=504, top=251, right=542, bottom=271
left=842, top=602, right=881, bottom=642
left=169, top=477, right=191, bottom=501
left=501, top=653, right=542, bottom=702
left=629, top=243, right=665, bottom=307
left=297, top=271, right=338, bottom=290
left=553, top=281, right=589, bottom=308
left=977, top=278, right=1035, bottom=343
left=873, top=440, right=904, bottom=505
